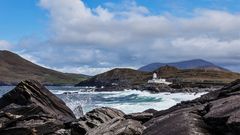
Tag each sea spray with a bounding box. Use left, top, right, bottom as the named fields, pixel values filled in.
left=0, top=86, right=206, bottom=115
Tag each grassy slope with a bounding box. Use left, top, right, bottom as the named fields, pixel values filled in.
left=0, top=50, right=88, bottom=85
left=78, top=66, right=240, bottom=87
left=154, top=66, right=240, bottom=83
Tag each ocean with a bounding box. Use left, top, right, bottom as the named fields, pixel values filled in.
left=0, top=86, right=206, bottom=116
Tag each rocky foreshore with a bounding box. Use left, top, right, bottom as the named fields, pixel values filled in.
left=1, top=79, right=240, bottom=135
left=94, top=83, right=220, bottom=93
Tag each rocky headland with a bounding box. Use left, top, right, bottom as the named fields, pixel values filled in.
left=0, top=50, right=88, bottom=86
left=1, top=79, right=240, bottom=134
left=76, top=66, right=239, bottom=93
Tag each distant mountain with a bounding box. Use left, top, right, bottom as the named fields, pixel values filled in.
left=0, top=50, right=88, bottom=85
left=138, top=59, right=229, bottom=72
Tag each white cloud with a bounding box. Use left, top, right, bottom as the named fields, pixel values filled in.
left=15, top=0, right=240, bottom=75
left=0, top=40, right=11, bottom=50
left=53, top=66, right=137, bottom=76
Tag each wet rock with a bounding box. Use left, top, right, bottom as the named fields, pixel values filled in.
left=73, top=105, right=84, bottom=118
left=52, top=129, right=71, bottom=135
left=87, top=117, right=145, bottom=135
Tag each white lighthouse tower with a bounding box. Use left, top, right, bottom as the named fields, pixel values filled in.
left=148, top=73, right=172, bottom=85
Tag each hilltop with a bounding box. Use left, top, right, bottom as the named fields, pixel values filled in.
left=76, top=68, right=151, bottom=87
left=0, top=50, right=88, bottom=85
left=76, top=65, right=240, bottom=92
left=139, top=59, right=229, bottom=72
left=154, top=65, right=240, bottom=83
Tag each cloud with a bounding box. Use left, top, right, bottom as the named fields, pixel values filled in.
left=0, top=40, right=12, bottom=50
left=52, top=65, right=136, bottom=76
left=14, top=0, right=240, bottom=75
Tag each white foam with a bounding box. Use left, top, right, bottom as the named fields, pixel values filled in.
left=54, top=89, right=206, bottom=114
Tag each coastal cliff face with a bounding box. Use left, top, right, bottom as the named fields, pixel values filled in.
left=1, top=79, right=240, bottom=135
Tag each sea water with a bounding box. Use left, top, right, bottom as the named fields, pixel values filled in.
left=0, top=86, right=206, bottom=115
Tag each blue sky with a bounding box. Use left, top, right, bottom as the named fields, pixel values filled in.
left=1, top=0, right=239, bottom=42
left=0, top=0, right=240, bottom=75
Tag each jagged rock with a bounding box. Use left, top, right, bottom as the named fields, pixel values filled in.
left=143, top=109, right=158, bottom=114
left=143, top=79, right=240, bottom=135
left=71, top=107, right=125, bottom=135
left=0, top=115, right=64, bottom=135
left=52, top=129, right=71, bottom=135
left=0, top=80, right=76, bottom=135
left=143, top=107, right=211, bottom=135
left=203, top=94, right=240, bottom=134
left=125, top=112, right=153, bottom=124
left=86, top=118, right=145, bottom=135
left=0, top=80, right=76, bottom=123
left=73, top=105, right=84, bottom=118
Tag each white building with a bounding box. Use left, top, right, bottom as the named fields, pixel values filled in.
left=148, top=73, right=172, bottom=85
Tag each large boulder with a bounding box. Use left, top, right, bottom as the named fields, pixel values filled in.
left=125, top=112, right=154, bottom=124
left=0, top=115, right=64, bottom=135
left=71, top=107, right=146, bottom=135
left=71, top=107, right=125, bottom=134
left=87, top=118, right=145, bottom=135
left=0, top=80, right=76, bottom=135
left=0, top=80, right=75, bottom=123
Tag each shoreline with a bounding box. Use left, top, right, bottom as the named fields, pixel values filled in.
left=0, top=79, right=239, bottom=134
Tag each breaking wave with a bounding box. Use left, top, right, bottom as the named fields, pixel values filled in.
left=0, top=86, right=206, bottom=115
left=49, top=87, right=206, bottom=114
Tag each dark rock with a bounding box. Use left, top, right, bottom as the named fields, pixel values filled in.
left=0, top=80, right=76, bottom=123
left=71, top=107, right=125, bottom=134
left=143, top=79, right=240, bottom=135
left=143, top=107, right=211, bottom=135
left=86, top=118, right=145, bottom=135
left=125, top=112, right=153, bottom=124
left=139, top=83, right=173, bottom=93
left=143, top=109, right=158, bottom=114
left=0, top=80, right=76, bottom=135
left=0, top=115, right=64, bottom=135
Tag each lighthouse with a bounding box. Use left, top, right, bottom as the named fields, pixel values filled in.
left=148, top=73, right=172, bottom=85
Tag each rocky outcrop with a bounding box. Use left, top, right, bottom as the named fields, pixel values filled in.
left=86, top=118, right=145, bottom=135
left=143, top=79, right=240, bottom=135
left=0, top=80, right=147, bottom=135
left=0, top=80, right=76, bottom=123
left=0, top=80, right=76, bottom=135
left=2, top=79, right=240, bottom=135
left=76, top=68, right=151, bottom=88
left=71, top=107, right=126, bottom=134
left=125, top=112, right=154, bottom=124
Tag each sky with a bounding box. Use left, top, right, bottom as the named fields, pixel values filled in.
left=0, top=0, right=240, bottom=75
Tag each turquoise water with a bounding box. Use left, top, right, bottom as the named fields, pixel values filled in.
left=0, top=86, right=205, bottom=115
